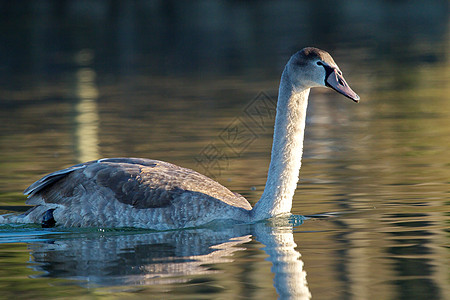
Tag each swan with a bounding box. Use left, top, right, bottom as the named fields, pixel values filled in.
left=11, top=47, right=359, bottom=229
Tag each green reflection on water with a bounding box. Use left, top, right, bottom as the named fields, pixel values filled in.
left=0, top=1, right=448, bottom=299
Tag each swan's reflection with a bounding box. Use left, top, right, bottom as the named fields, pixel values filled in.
left=28, top=219, right=311, bottom=299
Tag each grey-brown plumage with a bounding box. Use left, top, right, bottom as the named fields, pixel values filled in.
left=22, top=158, right=252, bottom=229
left=26, top=158, right=250, bottom=210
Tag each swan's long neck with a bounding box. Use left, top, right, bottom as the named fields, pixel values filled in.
left=252, top=67, right=310, bottom=220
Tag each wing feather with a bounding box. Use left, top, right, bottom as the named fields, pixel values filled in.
left=23, top=158, right=252, bottom=210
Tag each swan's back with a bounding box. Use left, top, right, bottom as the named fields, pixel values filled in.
left=23, top=158, right=252, bottom=229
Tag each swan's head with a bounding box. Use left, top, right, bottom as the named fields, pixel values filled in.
left=287, top=47, right=360, bottom=102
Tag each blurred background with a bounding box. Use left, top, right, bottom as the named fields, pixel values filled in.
left=0, top=1, right=449, bottom=299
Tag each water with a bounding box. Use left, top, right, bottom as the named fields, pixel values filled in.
left=0, top=1, right=449, bottom=299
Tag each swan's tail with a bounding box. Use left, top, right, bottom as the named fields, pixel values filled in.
left=1, top=205, right=60, bottom=227
left=0, top=212, right=32, bottom=225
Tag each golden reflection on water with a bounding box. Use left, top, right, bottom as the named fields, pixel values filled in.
left=73, top=50, right=100, bottom=163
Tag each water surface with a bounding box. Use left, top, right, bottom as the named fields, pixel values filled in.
left=0, top=1, right=448, bottom=299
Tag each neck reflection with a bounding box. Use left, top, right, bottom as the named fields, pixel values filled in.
left=28, top=219, right=310, bottom=298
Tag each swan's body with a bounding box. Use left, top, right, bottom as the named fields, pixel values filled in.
left=8, top=47, right=359, bottom=229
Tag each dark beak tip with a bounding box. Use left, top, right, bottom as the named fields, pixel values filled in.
left=326, top=70, right=360, bottom=103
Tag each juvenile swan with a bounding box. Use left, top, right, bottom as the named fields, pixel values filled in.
left=18, top=48, right=360, bottom=229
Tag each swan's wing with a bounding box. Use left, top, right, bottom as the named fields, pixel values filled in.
left=24, top=163, right=89, bottom=197
left=24, top=158, right=252, bottom=210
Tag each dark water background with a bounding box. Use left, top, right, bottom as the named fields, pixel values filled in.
left=0, top=1, right=448, bottom=299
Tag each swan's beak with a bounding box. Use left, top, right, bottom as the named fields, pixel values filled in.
left=326, top=69, right=360, bottom=103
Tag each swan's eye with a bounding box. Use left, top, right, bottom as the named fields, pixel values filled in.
left=316, top=61, right=324, bottom=66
